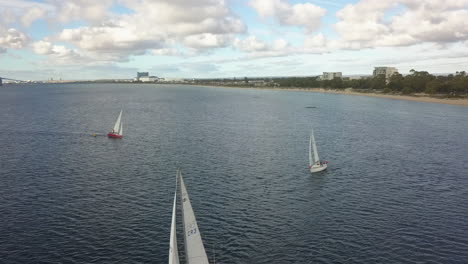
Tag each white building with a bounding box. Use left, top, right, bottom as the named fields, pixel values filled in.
left=321, top=72, right=342, bottom=80
left=373, top=67, right=398, bottom=80
left=139, top=76, right=159, bottom=82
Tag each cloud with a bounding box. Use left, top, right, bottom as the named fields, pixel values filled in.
left=151, top=48, right=182, bottom=56
left=0, top=28, right=29, bottom=50
left=334, top=0, right=468, bottom=48
left=234, top=36, right=269, bottom=52
left=234, top=36, right=288, bottom=54
left=21, top=7, right=48, bottom=27
left=249, top=0, right=326, bottom=32
left=183, top=33, right=232, bottom=49
left=47, top=0, right=246, bottom=63
left=48, top=0, right=113, bottom=24
left=0, top=0, right=53, bottom=27
left=304, top=33, right=326, bottom=48
left=32, top=40, right=90, bottom=64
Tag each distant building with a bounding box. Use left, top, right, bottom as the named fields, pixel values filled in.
left=321, top=72, right=342, bottom=80
left=373, top=67, right=398, bottom=80
left=139, top=76, right=159, bottom=82
left=136, top=72, right=149, bottom=81
left=137, top=72, right=149, bottom=78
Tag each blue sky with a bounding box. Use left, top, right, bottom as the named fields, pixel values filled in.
left=0, top=0, right=467, bottom=80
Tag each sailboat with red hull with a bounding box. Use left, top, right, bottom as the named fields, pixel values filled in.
left=108, top=110, right=123, bottom=138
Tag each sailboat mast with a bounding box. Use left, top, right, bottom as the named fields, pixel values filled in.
left=169, top=170, right=180, bottom=264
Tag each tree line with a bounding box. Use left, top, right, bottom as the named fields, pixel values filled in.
left=273, top=70, right=468, bottom=95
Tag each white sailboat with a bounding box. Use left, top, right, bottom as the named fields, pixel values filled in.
left=169, top=170, right=209, bottom=264
left=309, top=129, right=328, bottom=173
left=108, top=109, right=123, bottom=138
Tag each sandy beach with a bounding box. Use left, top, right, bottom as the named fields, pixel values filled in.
left=193, top=85, right=468, bottom=107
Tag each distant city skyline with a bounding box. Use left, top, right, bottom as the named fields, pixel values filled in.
left=1, top=0, right=467, bottom=81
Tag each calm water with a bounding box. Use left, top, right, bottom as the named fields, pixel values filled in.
left=1, top=83, right=468, bottom=263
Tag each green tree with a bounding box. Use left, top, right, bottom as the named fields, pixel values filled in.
left=387, top=72, right=404, bottom=92
left=425, top=79, right=443, bottom=94
left=403, top=69, right=434, bottom=93
left=371, top=75, right=386, bottom=90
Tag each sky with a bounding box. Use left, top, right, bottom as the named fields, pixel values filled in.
left=0, top=0, right=467, bottom=80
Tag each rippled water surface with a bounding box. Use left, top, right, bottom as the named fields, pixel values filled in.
left=1, top=83, right=468, bottom=263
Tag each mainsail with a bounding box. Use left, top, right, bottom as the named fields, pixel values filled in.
left=179, top=173, right=209, bottom=264
left=309, top=132, right=313, bottom=166
left=169, top=171, right=180, bottom=264
left=119, top=120, right=123, bottom=136
left=113, top=110, right=123, bottom=134
left=310, top=129, right=320, bottom=164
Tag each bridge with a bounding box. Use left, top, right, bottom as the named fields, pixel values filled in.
left=0, top=77, right=26, bottom=86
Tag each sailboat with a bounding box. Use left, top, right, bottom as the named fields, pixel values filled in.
left=107, top=110, right=123, bottom=138
left=169, top=170, right=210, bottom=264
left=309, top=129, right=328, bottom=173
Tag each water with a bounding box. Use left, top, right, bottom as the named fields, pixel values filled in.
left=1, top=83, right=467, bottom=263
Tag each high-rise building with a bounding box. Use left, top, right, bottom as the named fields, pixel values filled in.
left=373, top=67, right=398, bottom=80
left=322, top=72, right=342, bottom=80
left=137, top=72, right=149, bottom=80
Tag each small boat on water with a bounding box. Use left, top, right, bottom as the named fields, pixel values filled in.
left=108, top=110, right=123, bottom=138
left=309, top=129, right=328, bottom=173
left=169, top=169, right=210, bottom=264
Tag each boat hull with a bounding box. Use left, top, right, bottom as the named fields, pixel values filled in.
left=310, top=164, right=327, bottom=173
left=107, top=132, right=123, bottom=139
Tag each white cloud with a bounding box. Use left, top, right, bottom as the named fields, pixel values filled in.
left=183, top=33, right=231, bottom=49
left=334, top=0, right=468, bottom=48
left=233, top=35, right=296, bottom=58
left=21, top=7, right=48, bottom=27
left=151, top=48, right=182, bottom=56
left=233, top=36, right=269, bottom=52
left=250, top=0, right=326, bottom=32
left=48, top=0, right=113, bottom=24
left=48, top=0, right=246, bottom=63
left=32, top=40, right=96, bottom=65
left=0, top=28, right=29, bottom=50
left=32, top=40, right=54, bottom=54
left=0, top=0, right=53, bottom=27
left=304, top=33, right=326, bottom=48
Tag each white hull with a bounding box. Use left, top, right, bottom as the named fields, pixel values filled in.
left=310, top=163, right=327, bottom=173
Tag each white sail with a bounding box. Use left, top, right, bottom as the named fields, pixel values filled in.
left=179, top=173, right=209, bottom=264
left=309, top=132, right=313, bottom=166
left=113, top=110, right=122, bottom=134
left=169, top=171, right=180, bottom=264
left=311, top=129, right=320, bottom=164
left=119, top=120, right=123, bottom=136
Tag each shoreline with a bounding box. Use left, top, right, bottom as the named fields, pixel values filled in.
left=191, top=85, right=468, bottom=107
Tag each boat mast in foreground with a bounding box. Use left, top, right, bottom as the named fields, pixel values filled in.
left=180, top=171, right=210, bottom=264
left=169, top=170, right=209, bottom=264
left=169, top=171, right=180, bottom=264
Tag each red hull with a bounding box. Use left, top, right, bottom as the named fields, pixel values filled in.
left=107, top=132, right=123, bottom=138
